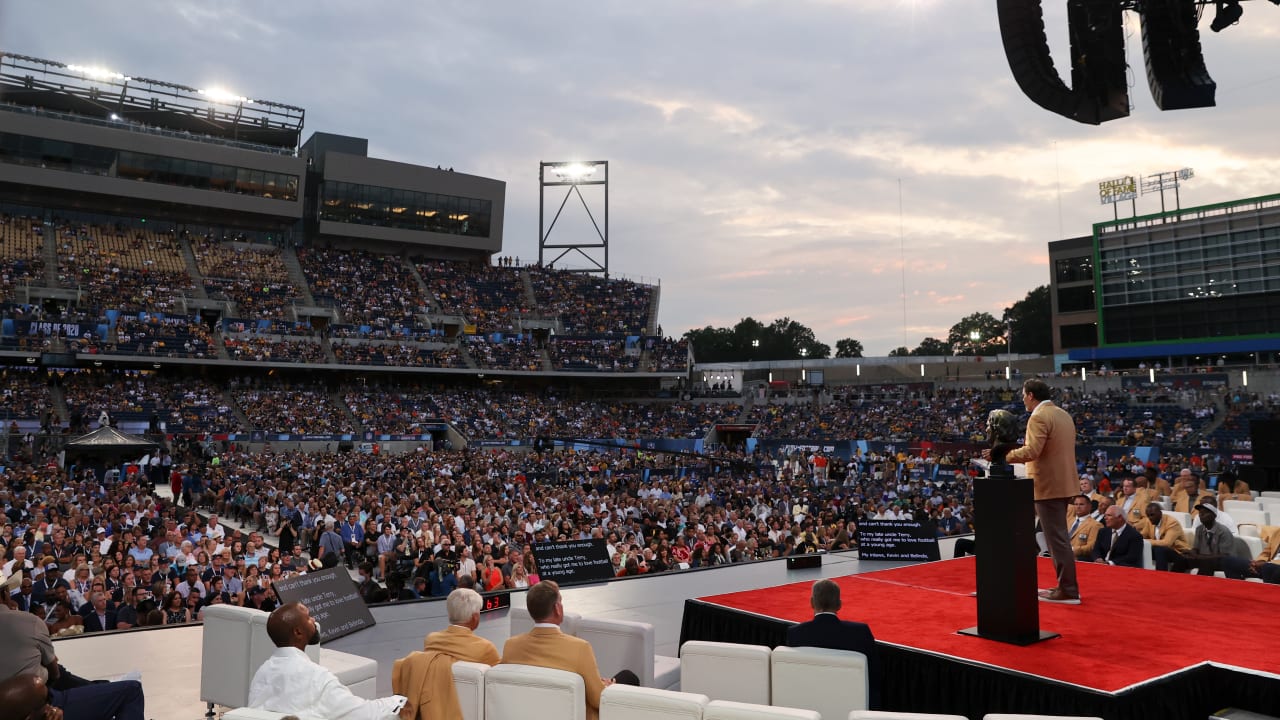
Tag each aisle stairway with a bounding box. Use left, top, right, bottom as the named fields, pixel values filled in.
left=281, top=246, right=317, bottom=307
left=222, top=388, right=253, bottom=432
left=42, top=228, right=58, bottom=287
left=177, top=236, right=209, bottom=299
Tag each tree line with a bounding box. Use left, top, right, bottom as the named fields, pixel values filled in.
left=684, top=286, right=1050, bottom=363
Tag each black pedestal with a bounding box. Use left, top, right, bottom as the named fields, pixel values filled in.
left=958, top=465, right=1058, bottom=645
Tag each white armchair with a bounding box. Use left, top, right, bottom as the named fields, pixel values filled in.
left=485, top=663, right=586, bottom=720
left=679, top=640, right=772, bottom=705
left=509, top=605, right=582, bottom=636
left=576, top=617, right=680, bottom=689
left=453, top=660, right=491, bottom=720
left=200, top=603, right=376, bottom=718
left=770, top=645, right=869, bottom=718
left=600, top=684, right=709, bottom=720
left=703, top=699, right=820, bottom=720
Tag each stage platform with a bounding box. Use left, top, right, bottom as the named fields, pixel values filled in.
left=680, top=556, right=1280, bottom=720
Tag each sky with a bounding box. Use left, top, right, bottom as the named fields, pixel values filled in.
left=3, top=1, right=1279, bottom=355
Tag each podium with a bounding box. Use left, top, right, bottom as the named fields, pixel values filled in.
left=958, top=464, right=1058, bottom=645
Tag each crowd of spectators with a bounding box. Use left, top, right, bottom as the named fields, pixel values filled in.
left=416, top=261, right=531, bottom=334
left=231, top=386, right=354, bottom=435
left=299, top=248, right=429, bottom=328
left=195, top=237, right=298, bottom=318
left=645, top=337, right=689, bottom=372
left=466, top=336, right=544, bottom=371
left=528, top=269, right=653, bottom=335
left=331, top=341, right=465, bottom=368
left=224, top=336, right=326, bottom=364
left=59, top=372, right=241, bottom=435
left=0, top=368, right=52, bottom=421
left=550, top=338, right=640, bottom=371
left=0, top=214, right=46, bottom=304
left=112, top=315, right=215, bottom=358
left=55, top=223, right=192, bottom=313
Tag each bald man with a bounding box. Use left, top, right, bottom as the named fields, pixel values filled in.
left=0, top=674, right=61, bottom=720
left=248, top=602, right=405, bottom=719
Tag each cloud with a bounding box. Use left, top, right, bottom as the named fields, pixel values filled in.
left=2, top=1, right=1279, bottom=355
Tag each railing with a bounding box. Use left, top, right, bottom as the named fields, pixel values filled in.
left=0, top=102, right=297, bottom=156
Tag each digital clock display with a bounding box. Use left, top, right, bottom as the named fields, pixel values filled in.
left=480, top=591, right=512, bottom=613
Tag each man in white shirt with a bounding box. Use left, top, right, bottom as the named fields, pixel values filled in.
left=249, top=602, right=405, bottom=719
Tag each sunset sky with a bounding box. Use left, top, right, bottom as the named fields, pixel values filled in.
left=4, top=1, right=1279, bottom=354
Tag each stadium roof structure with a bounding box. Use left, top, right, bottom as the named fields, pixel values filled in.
left=0, top=52, right=305, bottom=152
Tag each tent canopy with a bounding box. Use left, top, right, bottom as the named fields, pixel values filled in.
left=63, top=426, right=159, bottom=451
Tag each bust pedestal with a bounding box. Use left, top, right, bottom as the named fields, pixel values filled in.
left=958, top=462, right=1058, bottom=645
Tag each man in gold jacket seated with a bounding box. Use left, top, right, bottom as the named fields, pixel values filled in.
left=1173, top=472, right=1213, bottom=514
left=1066, top=495, right=1102, bottom=559
left=393, top=588, right=501, bottom=720
left=1223, top=525, right=1280, bottom=584
left=1132, top=502, right=1190, bottom=571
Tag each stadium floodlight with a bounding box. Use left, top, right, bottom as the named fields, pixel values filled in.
left=548, top=162, right=599, bottom=181
left=66, top=64, right=129, bottom=82
left=198, top=87, right=251, bottom=104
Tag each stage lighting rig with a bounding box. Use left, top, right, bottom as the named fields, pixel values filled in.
left=998, top=0, right=1278, bottom=124
left=1210, top=1, right=1244, bottom=31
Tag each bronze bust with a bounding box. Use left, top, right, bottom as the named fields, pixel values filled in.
left=986, top=409, right=1020, bottom=466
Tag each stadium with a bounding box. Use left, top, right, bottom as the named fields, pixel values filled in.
left=1, top=44, right=1279, bottom=720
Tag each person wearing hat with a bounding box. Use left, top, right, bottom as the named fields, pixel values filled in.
left=31, top=559, right=68, bottom=606
left=1170, top=502, right=1247, bottom=574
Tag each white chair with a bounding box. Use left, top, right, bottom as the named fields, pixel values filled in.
left=201, top=604, right=262, bottom=713
left=1262, top=491, right=1280, bottom=499
left=200, top=603, right=376, bottom=718
left=1239, top=534, right=1264, bottom=560
left=1232, top=509, right=1271, bottom=531
left=1141, top=539, right=1155, bottom=570
left=770, top=646, right=869, bottom=718
left=1223, top=500, right=1262, bottom=513
left=849, top=707, right=967, bottom=712
left=485, top=664, right=585, bottom=720
left=680, top=641, right=772, bottom=705
left=600, top=684, right=709, bottom=720
left=1166, top=511, right=1192, bottom=529
left=576, top=617, right=680, bottom=689
left=704, top=699, right=820, bottom=720
left=1239, top=525, right=1261, bottom=538
left=509, top=606, right=581, bottom=636
left=1257, top=497, right=1280, bottom=507
left=453, top=660, right=490, bottom=720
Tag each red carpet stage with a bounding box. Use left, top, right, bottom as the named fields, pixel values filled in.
left=679, top=557, right=1280, bottom=719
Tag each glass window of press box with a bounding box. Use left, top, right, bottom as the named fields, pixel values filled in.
left=0, top=132, right=299, bottom=201
left=319, top=181, right=492, bottom=238
left=1098, top=228, right=1280, bottom=308
left=1055, top=256, right=1093, bottom=284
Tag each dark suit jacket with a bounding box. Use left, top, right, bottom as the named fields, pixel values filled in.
left=1091, top=524, right=1144, bottom=567
left=786, top=613, right=881, bottom=709
left=84, top=610, right=118, bottom=633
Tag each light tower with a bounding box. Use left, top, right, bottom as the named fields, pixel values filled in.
left=539, top=161, right=609, bottom=276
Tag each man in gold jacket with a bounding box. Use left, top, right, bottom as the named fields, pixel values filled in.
left=1066, top=495, right=1102, bottom=559
left=500, top=581, right=637, bottom=720
left=1172, top=472, right=1213, bottom=514
left=988, top=379, right=1080, bottom=604
left=1133, top=502, right=1190, bottom=571
left=392, top=588, right=500, bottom=720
